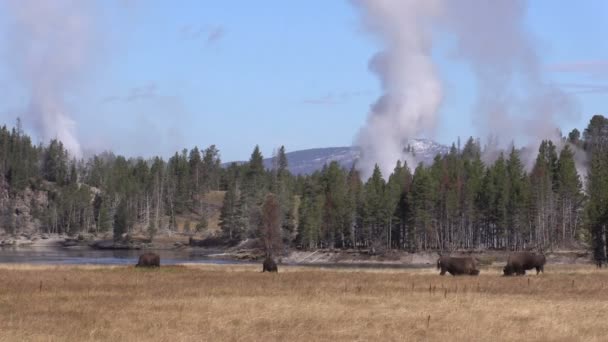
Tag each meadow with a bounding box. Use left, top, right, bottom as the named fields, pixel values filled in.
left=1, top=263, right=607, bottom=341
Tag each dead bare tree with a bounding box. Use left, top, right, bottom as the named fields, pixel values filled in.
left=260, top=193, right=283, bottom=257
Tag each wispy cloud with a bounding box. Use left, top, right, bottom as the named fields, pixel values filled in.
left=547, top=60, right=608, bottom=77
left=303, top=93, right=337, bottom=105
left=302, top=91, right=370, bottom=106
left=102, top=82, right=158, bottom=103
left=206, top=27, right=225, bottom=45
left=558, top=82, right=608, bottom=94
left=180, top=24, right=226, bottom=45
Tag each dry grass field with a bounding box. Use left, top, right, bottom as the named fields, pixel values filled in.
left=1, top=263, right=607, bottom=342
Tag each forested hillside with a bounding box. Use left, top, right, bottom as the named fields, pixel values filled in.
left=1, top=116, right=607, bottom=261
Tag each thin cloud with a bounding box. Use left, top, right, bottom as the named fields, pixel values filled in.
left=303, top=93, right=337, bottom=105
left=558, top=82, right=608, bottom=94
left=206, top=26, right=225, bottom=45
left=101, top=82, right=158, bottom=104
left=180, top=24, right=226, bottom=45
left=126, top=82, right=157, bottom=102
left=302, top=90, right=370, bottom=106
left=547, top=60, right=608, bottom=77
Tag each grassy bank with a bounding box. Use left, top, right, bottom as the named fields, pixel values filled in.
left=0, top=264, right=607, bottom=341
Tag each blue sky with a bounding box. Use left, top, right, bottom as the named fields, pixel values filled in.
left=0, top=0, right=606, bottom=162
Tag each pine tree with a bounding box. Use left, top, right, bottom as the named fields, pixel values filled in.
left=587, top=151, right=608, bottom=266
left=584, top=115, right=608, bottom=266
left=506, top=147, right=526, bottom=249
left=113, top=199, right=130, bottom=241
left=363, top=164, right=388, bottom=252
left=345, top=166, right=363, bottom=248
left=273, top=146, right=295, bottom=244
left=219, top=184, right=239, bottom=240
left=202, top=145, right=221, bottom=192
left=530, top=141, right=559, bottom=248
left=189, top=146, right=203, bottom=210
left=244, top=145, right=265, bottom=198
left=410, top=163, right=434, bottom=251
left=42, top=139, right=68, bottom=184
left=555, top=145, right=583, bottom=244
left=462, top=144, right=485, bottom=249
left=296, top=178, right=324, bottom=249
left=386, top=160, right=412, bottom=249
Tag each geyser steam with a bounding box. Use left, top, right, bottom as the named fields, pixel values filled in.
left=353, top=0, right=580, bottom=178
left=442, top=0, right=578, bottom=168
left=4, top=0, right=93, bottom=157
left=353, top=0, right=443, bottom=179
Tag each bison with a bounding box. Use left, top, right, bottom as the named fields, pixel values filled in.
left=437, top=256, right=480, bottom=276
left=503, top=252, right=545, bottom=276
left=136, top=252, right=160, bottom=268
left=262, top=256, right=278, bottom=273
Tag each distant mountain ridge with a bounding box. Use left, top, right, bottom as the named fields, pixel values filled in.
left=224, top=139, right=450, bottom=175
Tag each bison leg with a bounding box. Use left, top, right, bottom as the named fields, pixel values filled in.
left=440, top=269, right=446, bottom=276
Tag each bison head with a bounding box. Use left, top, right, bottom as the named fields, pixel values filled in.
left=503, top=265, right=514, bottom=276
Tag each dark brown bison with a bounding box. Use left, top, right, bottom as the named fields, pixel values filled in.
left=136, top=252, right=160, bottom=268
left=503, top=252, right=545, bottom=276
left=262, top=256, right=278, bottom=273
left=437, top=256, right=479, bottom=276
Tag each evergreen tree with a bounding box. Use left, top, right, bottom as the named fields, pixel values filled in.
left=219, top=184, right=240, bottom=241
left=113, top=199, right=130, bottom=241
left=42, top=139, right=68, bottom=184
left=556, top=145, right=583, bottom=244
left=410, top=163, right=435, bottom=251
left=506, top=147, right=526, bottom=249
left=386, top=160, right=412, bottom=249
left=363, top=165, right=388, bottom=251
left=296, top=178, right=324, bottom=249
left=584, top=115, right=608, bottom=265
left=202, top=145, right=221, bottom=192
left=189, top=146, right=203, bottom=209
left=344, top=166, right=363, bottom=248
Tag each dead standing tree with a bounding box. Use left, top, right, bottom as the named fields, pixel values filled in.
left=260, top=193, right=283, bottom=258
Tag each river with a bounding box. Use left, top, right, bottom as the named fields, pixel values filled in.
left=0, top=247, right=252, bottom=266
left=0, top=246, right=436, bottom=269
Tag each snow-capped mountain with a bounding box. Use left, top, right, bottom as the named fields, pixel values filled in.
left=225, top=139, right=450, bottom=175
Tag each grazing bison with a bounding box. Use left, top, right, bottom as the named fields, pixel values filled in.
left=503, top=252, right=545, bottom=276
left=262, top=256, right=278, bottom=273
left=437, top=256, right=479, bottom=276
left=136, top=252, right=160, bottom=268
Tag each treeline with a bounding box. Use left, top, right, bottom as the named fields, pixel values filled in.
left=0, top=116, right=607, bottom=258
left=219, top=115, right=606, bottom=255
left=0, top=120, right=223, bottom=238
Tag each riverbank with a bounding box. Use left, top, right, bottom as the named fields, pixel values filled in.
left=0, top=232, right=192, bottom=250
left=0, top=263, right=606, bottom=341
left=0, top=233, right=594, bottom=267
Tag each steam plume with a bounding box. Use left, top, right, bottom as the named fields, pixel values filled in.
left=352, top=0, right=444, bottom=179
left=442, top=0, right=579, bottom=168
left=353, top=0, right=581, bottom=178
left=4, top=0, right=93, bottom=157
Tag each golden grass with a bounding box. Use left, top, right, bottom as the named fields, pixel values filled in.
left=1, top=264, right=608, bottom=341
